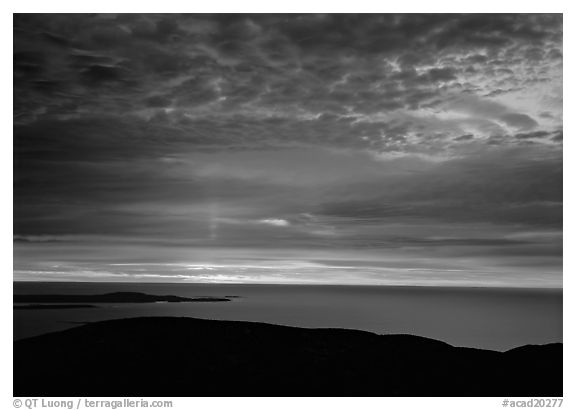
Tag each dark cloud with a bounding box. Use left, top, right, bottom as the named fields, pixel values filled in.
left=13, top=14, right=563, bottom=286
left=318, top=148, right=562, bottom=227
left=515, top=131, right=551, bottom=139
left=14, top=14, right=560, bottom=137
left=499, top=113, right=538, bottom=131
left=454, top=134, right=474, bottom=141
left=551, top=131, right=563, bottom=142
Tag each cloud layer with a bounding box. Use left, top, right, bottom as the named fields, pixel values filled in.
left=14, top=14, right=562, bottom=287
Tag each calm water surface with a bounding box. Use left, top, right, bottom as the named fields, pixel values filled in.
left=13, top=282, right=562, bottom=351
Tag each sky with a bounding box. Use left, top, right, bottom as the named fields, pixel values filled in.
left=13, top=14, right=562, bottom=287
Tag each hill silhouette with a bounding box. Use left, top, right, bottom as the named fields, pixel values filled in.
left=14, top=316, right=562, bottom=397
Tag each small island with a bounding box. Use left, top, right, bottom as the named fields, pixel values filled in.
left=14, top=292, right=232, bottom=305
left=14, top=304, right=98, bottom=310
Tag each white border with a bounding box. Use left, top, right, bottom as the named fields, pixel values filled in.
left=4, top=4, right=571, bottom=409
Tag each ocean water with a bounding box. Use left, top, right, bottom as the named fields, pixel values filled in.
left=13, top=282, right=562, bottom=351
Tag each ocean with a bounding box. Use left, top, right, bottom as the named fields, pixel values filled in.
left=13, top=282, right=562, bottom=351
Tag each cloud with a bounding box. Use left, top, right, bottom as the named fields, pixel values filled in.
left=454, top=134, right=474, bottom=141
left=13, top=14, right=562, bottom=287
left=14, top=14, right=561, bottom=148
left=13, top=245, right=561, bottom=287
left=498, top=113, right=538, bottom=131
left=258, top=219, right=290, bottom=227
left=441, top=94, right=539, bottom=132
left=318, top=146, right=562, bottom=227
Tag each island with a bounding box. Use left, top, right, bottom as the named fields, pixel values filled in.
left=14, top=291, right=232, bottom=304
left=13, top=316, right=562, bottom=397
left=14, top=304, right=98, bottom=310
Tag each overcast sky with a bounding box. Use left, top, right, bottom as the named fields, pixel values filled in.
left=14, top=14, right=562, bottom=287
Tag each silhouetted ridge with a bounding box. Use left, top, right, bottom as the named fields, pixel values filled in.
left=14, top=316, right=562, bottom=397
